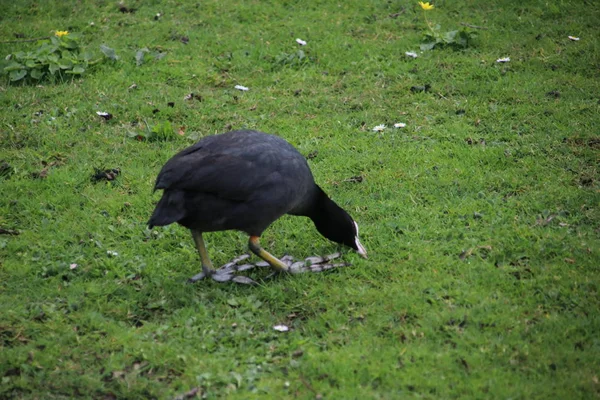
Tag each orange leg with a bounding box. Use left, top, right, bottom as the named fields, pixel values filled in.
left=191, top=230, right=216, bottom=276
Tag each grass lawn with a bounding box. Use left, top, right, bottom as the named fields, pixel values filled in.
left=1, top=0, right=599, bottom=398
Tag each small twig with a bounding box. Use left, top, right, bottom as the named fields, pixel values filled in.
left=0, top=36, right=50, bottom=44
left=389, top=8, right=406, bottom=18
left=460, top=22, right=488, bottom=30
left=143, top=118, right=151, bottom=133
left=299, top=375, right=317, bottom=394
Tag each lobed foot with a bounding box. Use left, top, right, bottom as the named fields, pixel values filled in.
left=187, top=253, right=351, bottom=284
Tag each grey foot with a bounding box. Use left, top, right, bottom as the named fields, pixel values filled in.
left=187, top=254, right=259, bottom=284
left=188, top=252, right=350, bottom=284
left=288, top=252, right=350, bottom=274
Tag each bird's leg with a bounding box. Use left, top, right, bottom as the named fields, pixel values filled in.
left=188, top=230, right=216, bottom=282
left=188, top=234, right=350, bottom=284
left=248, top=236, right=289, bottom=273
left=189, top=231, right=258, bottom=284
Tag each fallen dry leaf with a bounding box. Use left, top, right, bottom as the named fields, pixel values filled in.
left=536, top=214, right=556, bottom=226
left=459, top=248, right=473, bottom=260
left=343, top=175, right=364, bottom=183
left=31, top=167, right=49, bottom=179
left=112, top=370, right=126, bottom=379
left=292, top=349, right=304, bottom=358
left=91, top=168, right=120, bottom=182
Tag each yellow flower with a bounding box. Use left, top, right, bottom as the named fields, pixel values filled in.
left=55, top=30, right=69, bottom=37
left=418, top=2, right=434, bottom=10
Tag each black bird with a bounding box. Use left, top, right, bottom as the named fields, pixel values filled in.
left=148, top=130, right=367, bottom=281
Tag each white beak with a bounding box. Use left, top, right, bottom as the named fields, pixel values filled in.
left=353, top=221, right=368, bottom=259
left=355, top=237, right=368, bottom=259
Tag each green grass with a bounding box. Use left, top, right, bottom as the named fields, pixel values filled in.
left=1, top=0, right=599, bottom=398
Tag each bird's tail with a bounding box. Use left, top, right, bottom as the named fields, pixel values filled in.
left=148, top=190, right=186, bottom=228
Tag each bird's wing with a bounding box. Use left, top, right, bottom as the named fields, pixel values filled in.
left=154, top=149, right=277, bottom=201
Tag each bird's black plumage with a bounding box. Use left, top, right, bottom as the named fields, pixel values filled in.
left=148, top=130, right=366, bottom=280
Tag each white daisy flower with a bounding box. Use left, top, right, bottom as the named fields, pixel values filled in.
left=372, top=124, right=386, bottom=132
left=234, top=85, right=249, bottom=91
left=296, top=38, right=307, bottom=46
left=496, top=57, right=510, bottom=63
left=107, top=250, right=119, bottom=257
left=394, top=122, right=407, bottom=128
left=405, top=51, right=418, bottom=58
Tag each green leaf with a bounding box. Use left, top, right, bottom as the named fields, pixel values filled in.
left=9, top=69, right=27, bottom=81
left=230, top=371, right=243, bottom=388
left=456, top=30, right=474, bottom=47
left=61, top=50, right=73, bottom=58
left=135, top=48, right=149, bottom=66
left=81, top=51, right=94, bottom=62
left=3, top=61, right=26, bottom=72
left=227, top=298, right=240, bottom=307
left=37, top=43, right=59, bottom=56
left=49, top=63, right=60, bottom=75
left=420, top=42, right=436, bottom=51
left=66, top=32, right=80, bottom=40
left=100, top=45, right=119, bottom=60
left=150, top=121, right=175, bottom=141
left=61, top=37, right=79, bottom=50
left=455, top=36, right=467, bottom=47
left=30, top=69, right=45, bottom=80
left=71, top=65, right=85, bottom=74
left=443, top=30, right=458, bottom=43
left=58, top=59, right=73, bottom=69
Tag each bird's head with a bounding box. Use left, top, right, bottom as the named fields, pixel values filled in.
left=311, top=191, right=367, bottom=258
left=332, top=218, right=367, bottom=259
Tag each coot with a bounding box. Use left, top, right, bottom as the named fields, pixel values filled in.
left=148, top=130, right=366, bottom=282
